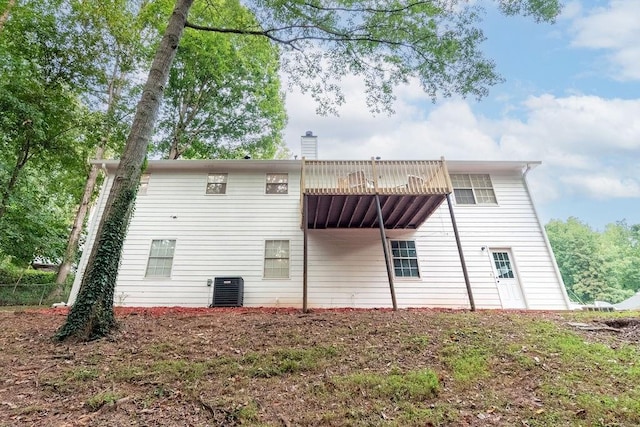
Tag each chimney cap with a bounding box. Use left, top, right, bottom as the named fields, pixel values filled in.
left=304, top=130, right=314, bottom=137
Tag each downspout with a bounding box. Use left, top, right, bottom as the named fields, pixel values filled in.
left=67, top=163, right=111, bottom=306
left=522, top=164, right=572, bottom=309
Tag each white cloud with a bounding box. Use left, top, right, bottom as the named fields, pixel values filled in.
left=561, top=174, right=640, bottom=199
left=285, top=84, right=640, bottom=206
left=570, top=1, right=640, bottom=80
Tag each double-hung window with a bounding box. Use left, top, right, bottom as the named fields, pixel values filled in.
left=450, top=174, right=497, bottom=205
left=266, top=173, right=288, bottom=194
left=264, top=240, right=289, bottom=278
left=145, top=239, right=176, bottom=277
left=391, top=240, right=420, bottom=278
left=206, top=173, right=228, bottom=194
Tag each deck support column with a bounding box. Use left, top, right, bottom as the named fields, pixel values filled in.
left=375, top=194, right=398, bottom=310
left=446, top=193, right=476, bottom=311
left=303, top=194, right=309, bottom=313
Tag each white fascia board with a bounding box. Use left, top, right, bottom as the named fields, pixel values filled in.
left=91, top=159, right=541, bottom=175
left=92, top=159, right=303, bottom=174
left=446, top=160, right=541, bottom=174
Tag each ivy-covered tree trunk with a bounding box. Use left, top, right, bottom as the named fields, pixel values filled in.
left=55, top=0, right=194, bottom=341
left=52, top=145, right=105, bottom=294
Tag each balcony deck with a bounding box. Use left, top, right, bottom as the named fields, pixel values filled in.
left=302, top=159, right=452, bottom=229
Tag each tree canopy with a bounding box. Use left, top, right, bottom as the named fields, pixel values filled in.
left=546, top=218, right=640, bottom=304
left=154, top=0, right=287, bottom=160
left=0, top=0, right=289, bottom=271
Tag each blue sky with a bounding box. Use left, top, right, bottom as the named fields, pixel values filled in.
left=282, top=0, right=640, bottom=230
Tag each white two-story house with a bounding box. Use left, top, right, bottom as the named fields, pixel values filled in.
left=68, top=133, right=570, bottom=310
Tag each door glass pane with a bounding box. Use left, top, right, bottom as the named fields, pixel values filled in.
left=493, top=252, right=514, bottom=278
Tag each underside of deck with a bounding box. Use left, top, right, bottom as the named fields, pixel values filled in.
left=306, top=194, right=446, bottom=229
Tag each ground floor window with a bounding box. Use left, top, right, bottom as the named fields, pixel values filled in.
left=264, top=240, right=289, bottom=278
left=145, top=239, right=176, bottom=277
left=390, top=240, right=419, bottom=277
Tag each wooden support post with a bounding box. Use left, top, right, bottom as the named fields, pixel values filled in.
left=446, top=193, right=476, bottom=311
left=375, top=194, right=397, bottom=310
left=303, top=194, right=309, bottom=313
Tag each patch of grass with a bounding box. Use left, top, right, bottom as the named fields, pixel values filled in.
left=151, top=359, right=206, bottom=383
left=64, top=367, right=100, bottom=382
left=86, top=391, right=121, bottom=411
left=338, top=368, right=439, bottom=402
left=440, top=341, right=489, bottom=385
left=110, top=365, right=146, bottom=383
left=148, top=342, right=177, bottom=357
left=12, top=405, right=46, bottom=415
left=516, top=318, right=640, bottom=425
left=394, top=402, right=459, bottom=426
left=402, top=335, right=430, bottom=352
left=243, top=345, right=339, bottom=378
left=200, top=399, right=260, bottom=425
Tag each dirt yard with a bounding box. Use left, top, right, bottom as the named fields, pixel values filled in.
left=1, top=307, right=639, bottom=426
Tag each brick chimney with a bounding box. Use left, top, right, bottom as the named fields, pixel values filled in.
left=300, top=131, right=318, bottom=159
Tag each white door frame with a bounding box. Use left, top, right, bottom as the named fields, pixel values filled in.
left=489, top=248, right=528, bottom=309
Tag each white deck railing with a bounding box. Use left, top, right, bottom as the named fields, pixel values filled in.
left=301, top=158, right=452, bottom=196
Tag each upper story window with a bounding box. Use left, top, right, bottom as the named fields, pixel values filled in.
left=206, top=173, right=228, bottom=194
left=145, top=239, right=176, bottom=277
left=391, top=240, right=420, bottom=278
left=450, top=174, right=497, bottom=205
left=139, top=173, right=150, bottom=195
left=266, top=173, right=288, bottom=194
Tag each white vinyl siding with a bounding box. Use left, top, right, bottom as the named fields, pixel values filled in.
left=72, top=167, right=303, bottom=307
left=264, top=240, right=290, bottom=278
left=145, top=240, right=176, bottom=277
left=68, top=164, right=567, bottom=310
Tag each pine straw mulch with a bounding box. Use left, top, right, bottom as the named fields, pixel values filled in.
left=1, top=307, right=639, bottom=427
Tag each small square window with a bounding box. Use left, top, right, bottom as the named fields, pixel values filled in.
left=206, top=173, right=228, bottom=194
left=145, top=239, right=176, bottom=277
left=266, top=173, right=288, bottom=194
left=139, top=174, right=150, bottom=195
left=264, top=240, right=289, bottom=278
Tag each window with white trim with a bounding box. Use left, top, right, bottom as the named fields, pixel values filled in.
left=391, top=240, right=420, bottom=278
left=145, top=239, right=176, bottom=277
left=266, top=173, right=288, bottom=194
left=206, top=173, right=228, bottom=194
left=264, top=240, right=289, bottom=278
left=139, top=173, right=150, bottom=195
left=450, top=174, right=497, bottom=205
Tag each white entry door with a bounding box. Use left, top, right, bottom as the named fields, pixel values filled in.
left=490, top=249, right=526, bottom=309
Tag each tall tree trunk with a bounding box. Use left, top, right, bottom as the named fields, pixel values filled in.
left=54, top=60, right=126, bottom=290
left=0, top=140, right=30, bottom=222
left=55, top=0, right=194, bottom=342
left=0, top=0, right=15, bottom=34
left=52, top=145, right=105, bottom=294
